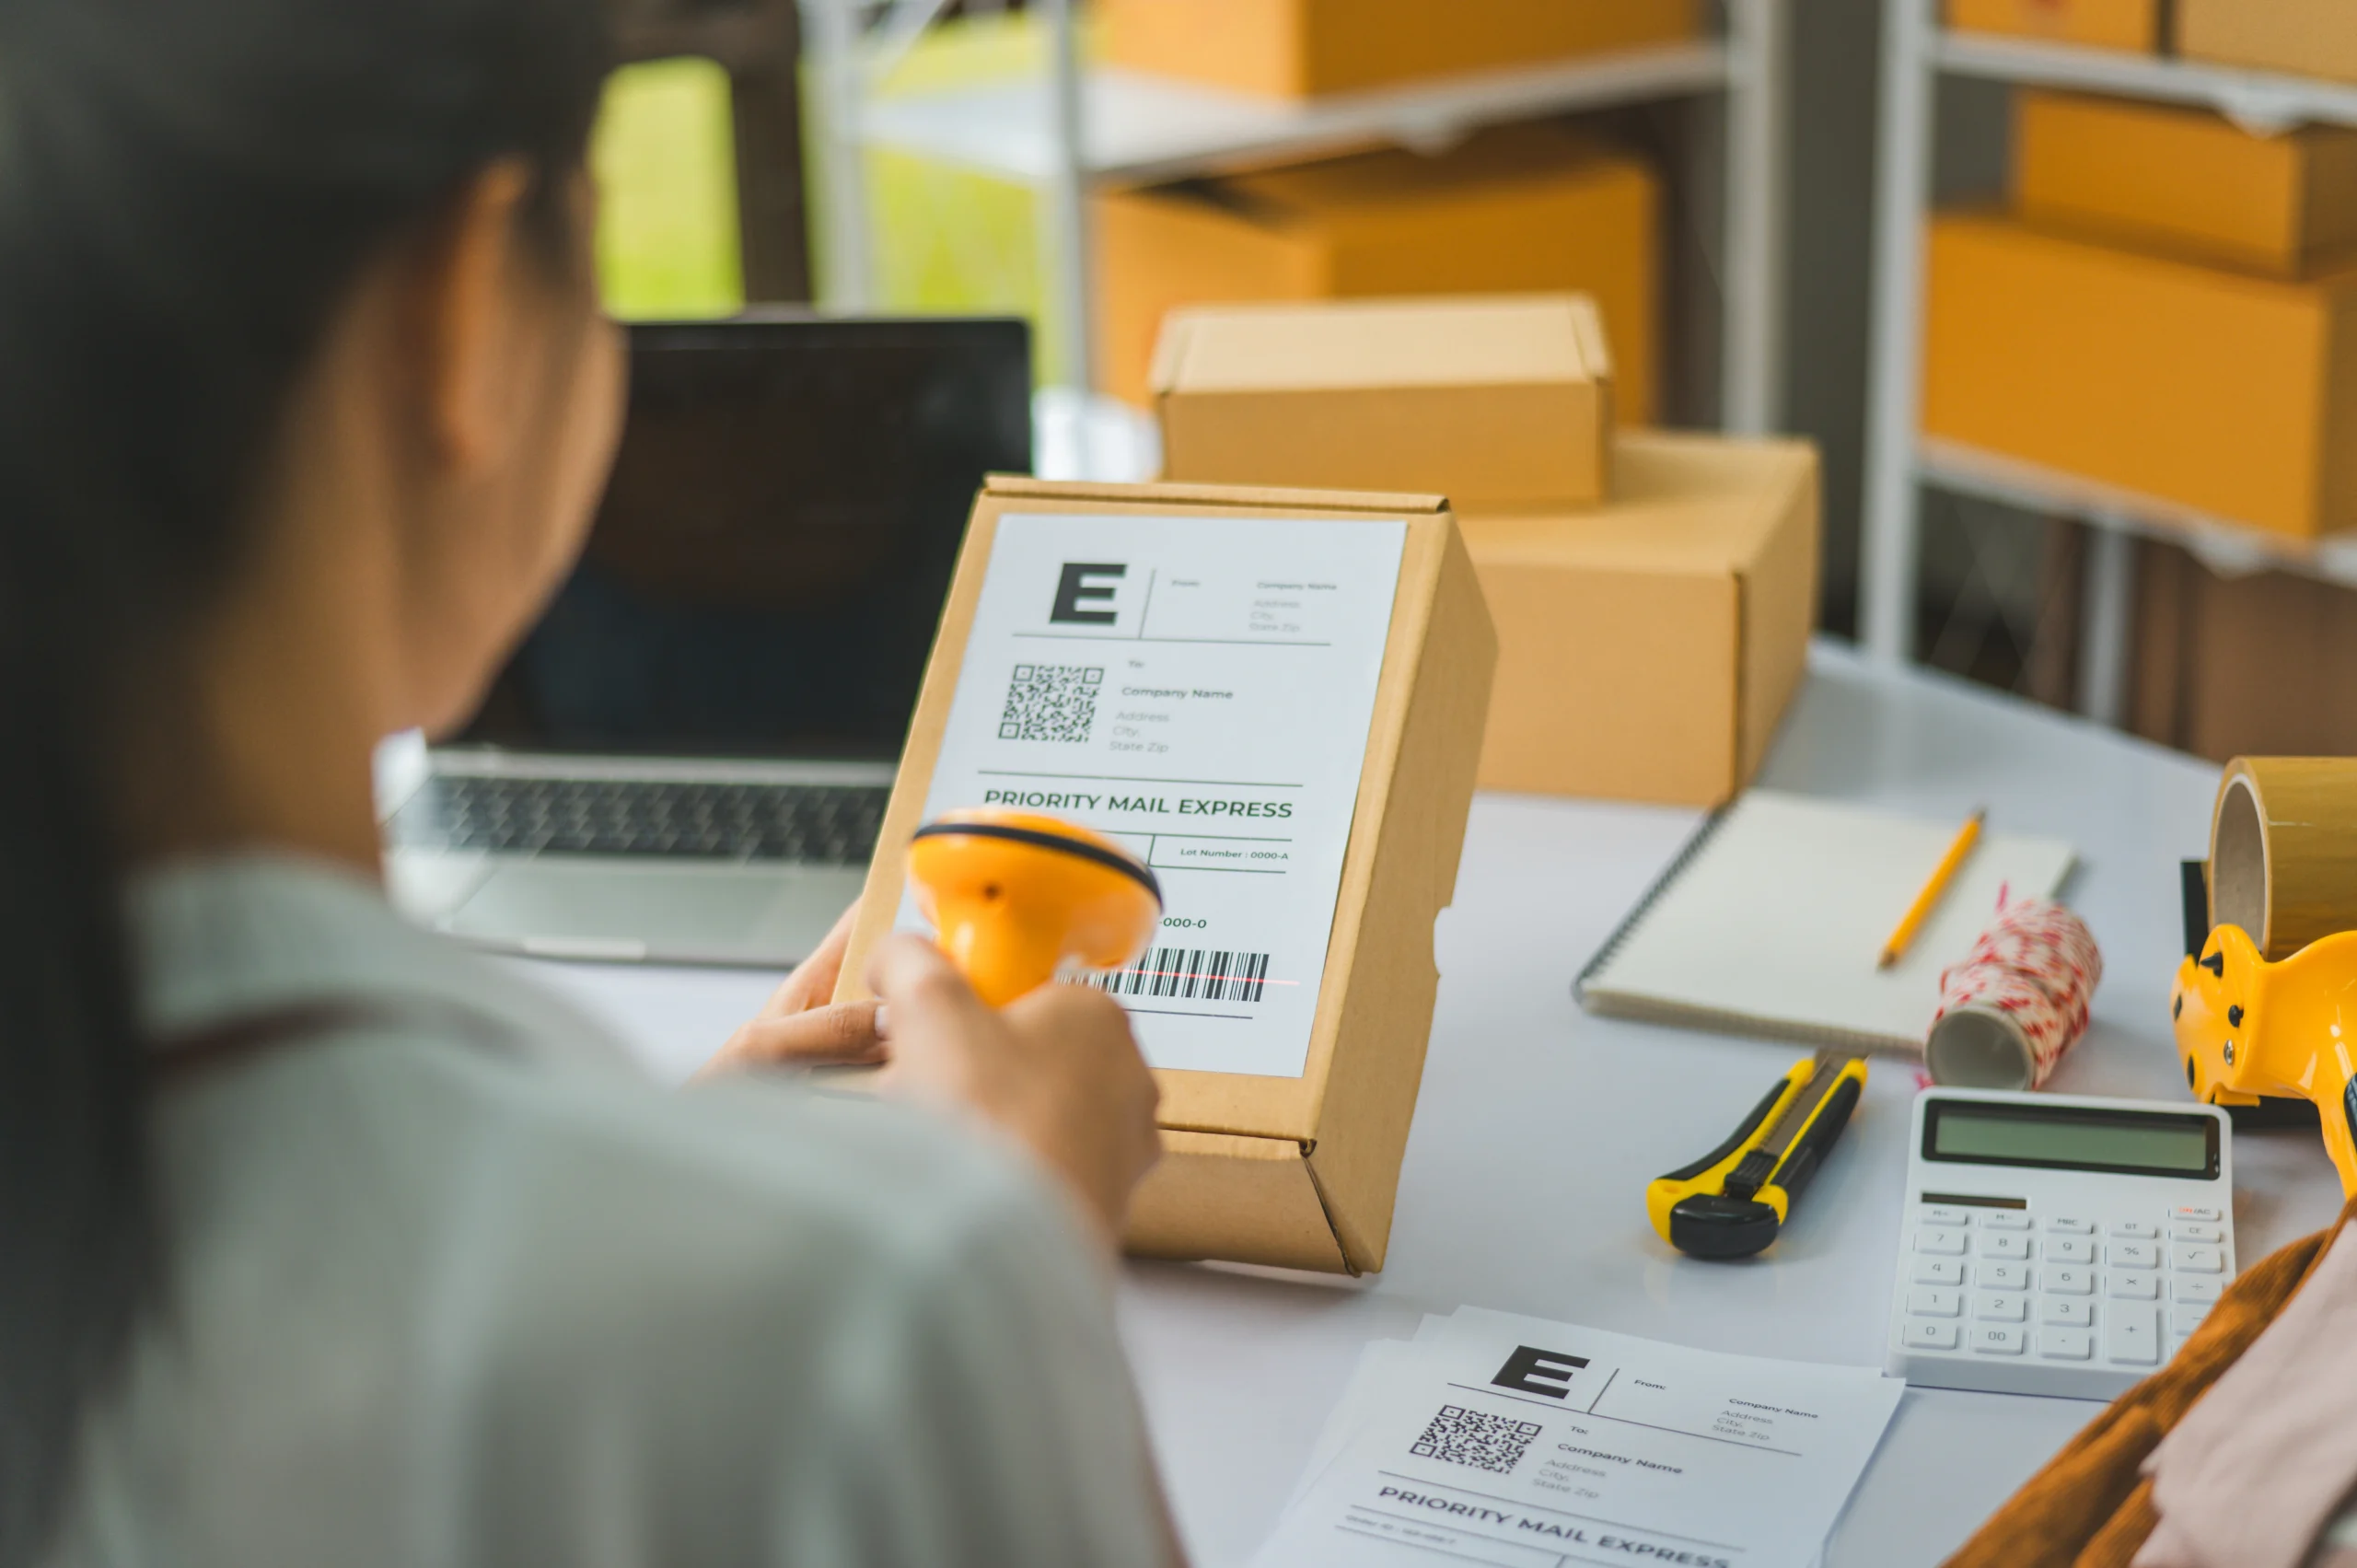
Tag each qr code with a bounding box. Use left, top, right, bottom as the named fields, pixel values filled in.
left=1411, top=1406, right=1543, bottom=1476
left=1000, top=664, right=1103, bottom=743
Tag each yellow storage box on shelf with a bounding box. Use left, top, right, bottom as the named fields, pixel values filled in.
left=1153, top=295, right=1616, bottom=509
left=1923, top=211, right=2357, bottom=540
left=2016, top=91, right=2357, bottom=277
left=1101, top=0, right=1701, bottom=99
left=1947, top=0, right=2163, bottom=51
left=1096, top=124, right=1660, bottom=419
left=2181, top=0, right=2357, bottom=87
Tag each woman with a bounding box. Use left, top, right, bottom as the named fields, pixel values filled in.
left=0, top=2, right=1175, bottom=1563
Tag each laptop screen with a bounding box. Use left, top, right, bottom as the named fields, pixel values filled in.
left=457, top=315, right=1032, bottom=761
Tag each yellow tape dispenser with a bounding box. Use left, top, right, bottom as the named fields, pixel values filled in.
left=1648, top=1051, right=1869, bottom=1260
left=2175, top=923, right=2357, bottom=1197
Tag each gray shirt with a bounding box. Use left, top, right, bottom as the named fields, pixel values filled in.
left=54, top=855, right=1167, bottom=1567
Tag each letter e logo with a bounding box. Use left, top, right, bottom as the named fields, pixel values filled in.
left=1051, top=563, right=1126, bottom=625
left=1492, top=1345, right=1590, bottom=1400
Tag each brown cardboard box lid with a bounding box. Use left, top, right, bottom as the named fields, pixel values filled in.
left=1152, top=294, right=1613, bottom=397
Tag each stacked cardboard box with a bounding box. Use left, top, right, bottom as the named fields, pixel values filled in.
left=1100, top=0, right=1701, bottom=99
left=1155, top=296, right=1820, bottom=808
left=2131, top=541, right=2357, bottom=760
left=2181, top=1, right=2357, bottom=86
left=1946, top=0, right=2162, bottom=52
left=1096, top=124, right=1661, bottom=419
left=1924, top=92, right=2357, bottom=541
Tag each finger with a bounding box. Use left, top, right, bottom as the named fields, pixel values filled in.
left=761, top=902, right=865, bottom=1019
left=866, top=935, right=1004, bottom=1086
left=702, top=1000, right=886, bottom=1076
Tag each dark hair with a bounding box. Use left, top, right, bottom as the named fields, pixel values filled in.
left=0, top=1, right=609, bottom=1555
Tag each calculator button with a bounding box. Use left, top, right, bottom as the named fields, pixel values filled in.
left=2173, top=1244, right=2226, bottom=1274
left=1979, top=1213, right=2032, bottom=1231
left=2173, top=1223, right=2223, bottom=1244
left=1919, top=1205, right=1971, bottom=1226
left=2108, top=1221, right=2159, bottom=1240
left=2049, top=1217, right=2096, bottom=1236
left=1970, top=1324, right=2026, bottom=1356
left=2038, top=1328, right=2094, bottom=1362
left=2173, top=1276, right=2223, bottom=1305
left=2110, top=1273, right=2161, bottom=1301
left=2105, top=1306, right=2162, bottom=1365
left=1975, top=1293, right=2028, bottom=1322
left=1908, top=1288, right=1962, bottom=1318
left=2041, top=1297, right=2094, bottom=1328
left=1980, top=1260, right=2031, bottom=1292
left=1912, top=1257, right=1965, bottom=1286
left=2174, top=1206, right=2223, bottom=1223
left=2046, top=1266, right=2095, bottom=1295
left=2171, top=1306, right=2211, bottom=1338
left=2045, top=1237, right=2095, bottom=1265
left=1903, top=1320, right=1961, bottom=1352
left=1978, top=1233, right=2030, bottom=1260
left=2108, top=1241, right=2160, bottom=1271
left=1914, top=1229, right=1967, bottom=1256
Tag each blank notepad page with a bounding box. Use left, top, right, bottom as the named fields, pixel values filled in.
left=1580, top=791, right=2078, bottom=1054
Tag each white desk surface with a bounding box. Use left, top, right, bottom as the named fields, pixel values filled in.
left=523, top=639, right=2351, bottom=1567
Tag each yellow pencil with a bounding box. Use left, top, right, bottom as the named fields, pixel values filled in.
left=1879, top=807, right=1988, bottom=970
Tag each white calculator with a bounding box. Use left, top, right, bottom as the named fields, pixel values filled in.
left=1886, top=1087, right=2235, bottom=1401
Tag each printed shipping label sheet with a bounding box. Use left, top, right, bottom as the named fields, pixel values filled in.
left=906, top=512, right=1408, bottom=1078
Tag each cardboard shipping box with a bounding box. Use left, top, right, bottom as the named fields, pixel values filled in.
left=1101, top=0, right=1700, bottom=99
left=2017, top=91, right=2357, bottom=276
left=1096, top=125, right=1659, bottom=417
left=1947, top=0, right=2161, bottom=51
left=1155, top=296, right=1615, bottom=509
left=1923, top=211, right=2357, bottom=540
left=2182, top=0, right=2357, bottom=87
left=834, top=477, right=1498, bottom=1274
left=2132, top=539, right=2357, bottom=761
left=1463, top=433, right=1819, bottom=807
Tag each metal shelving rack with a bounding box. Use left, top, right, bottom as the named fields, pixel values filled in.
left=1862, top=0, right=2357, bottom=724
left=807, top=0, right=1792, bottom=440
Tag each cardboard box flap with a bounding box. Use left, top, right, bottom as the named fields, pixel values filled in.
left=1455, top=436, right=1815, bottom=573
left=1155, top=295, right=1608, bottom=395
left=983, top=473, right=1447, bottom=516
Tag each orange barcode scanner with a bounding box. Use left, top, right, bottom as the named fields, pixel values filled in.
left=906, top=807, right=1163, bottom=1006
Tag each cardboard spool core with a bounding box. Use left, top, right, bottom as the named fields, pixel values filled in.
left=1926, top=1008, right=2035, bottom=1091
left=2211, top=774, right=2269, bottom=952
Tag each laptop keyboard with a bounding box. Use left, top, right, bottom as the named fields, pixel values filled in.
left=389, top=776, right=888, bottom=865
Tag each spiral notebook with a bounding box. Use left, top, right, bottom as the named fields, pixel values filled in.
left=1577, top=791, right=2078, bottom=1055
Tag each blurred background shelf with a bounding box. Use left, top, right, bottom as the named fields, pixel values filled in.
left=1934, top=29, right=2357, bottom=130
left=1864, top=0, right=2357, bottom=737
left=851, top=41, right=1733, bottom=185
left=809, top=0, right=1790, bottom=456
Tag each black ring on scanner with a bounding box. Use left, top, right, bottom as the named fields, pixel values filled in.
left=911, top=821, right=1165, bottom=904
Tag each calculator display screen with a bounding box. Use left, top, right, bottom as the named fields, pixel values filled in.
left=1924, top=1099, right=2220, bottom=1179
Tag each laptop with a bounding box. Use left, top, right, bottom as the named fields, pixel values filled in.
left=382, top=314, right=1032, bottom=967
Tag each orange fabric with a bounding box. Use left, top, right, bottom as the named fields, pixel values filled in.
left=1943, top=1196, right=2357, bottom=1568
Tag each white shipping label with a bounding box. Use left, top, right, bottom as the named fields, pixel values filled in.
left=903, top=512, right=1408, bottom=1078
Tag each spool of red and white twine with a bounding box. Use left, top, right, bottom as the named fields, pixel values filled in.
left=1924, top=897, right=2103, bottom=1090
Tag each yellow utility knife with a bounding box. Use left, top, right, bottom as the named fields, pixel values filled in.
left=1648, top=1051, right=1869, bottom=1260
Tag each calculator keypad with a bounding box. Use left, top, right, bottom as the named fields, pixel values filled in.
left=1897, top=1202, right=2235, bottom=1378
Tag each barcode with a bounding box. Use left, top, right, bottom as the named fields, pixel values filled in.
left=1090, top=947, right=1271, bottom=1004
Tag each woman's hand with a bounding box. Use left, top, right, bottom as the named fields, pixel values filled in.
left=699, top=904, right=887, bottom=1076
left=866, top=934, right=1162, bottom=1245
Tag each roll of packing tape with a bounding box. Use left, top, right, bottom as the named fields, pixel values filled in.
left=2211, top=757, right=2357, bottom=962
left=1925, top=899, right=2103, bottom=1091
